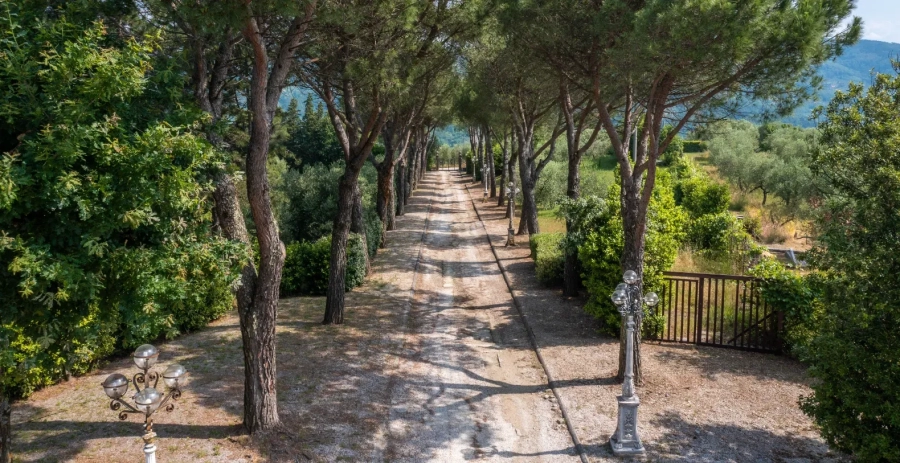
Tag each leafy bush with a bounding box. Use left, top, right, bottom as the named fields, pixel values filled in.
left=678, top=176, right=730, bottom=218
left=281, top=239, right=331, bottom=295
left=748, top=259, right=820, bottom=354
left=796, top=72, right=900, bottom=461
left=364, top=209, right=383, bottom=259
left=530, top=233, right=565, bottom=286
left=281, top=233, right=367, bottom=296
left=345, top=233, right=368, bottom=289
left=0, top=12, right=242, bottom=399
left=577, top=173, right=687, bottom=337
left=687, top=212, right=746, bottom=253
left=683, top=140, right=707, bottom=153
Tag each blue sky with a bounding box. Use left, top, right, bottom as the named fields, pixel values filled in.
left=852, top=0, right=900, bottom=43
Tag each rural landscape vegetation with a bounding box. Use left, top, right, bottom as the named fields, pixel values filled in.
left=1, top=0, right=899, bottom=461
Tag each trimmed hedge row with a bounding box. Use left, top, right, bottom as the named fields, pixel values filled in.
left=683, top=140, right=708, bottom=153
left=530, top=233, right=565, bottom=286
left=281, top=233, right=368, bottom=296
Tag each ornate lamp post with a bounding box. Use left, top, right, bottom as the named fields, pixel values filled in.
left=609, top=270, right=659, bottom=456
left=506, top=181, right=520, bottom=246
left=101, top=344, right=187, bottom=463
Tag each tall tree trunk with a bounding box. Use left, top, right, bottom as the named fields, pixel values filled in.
left=243, top=77, right=285, bottom=435
left=237, top=7, right=315, bottom=431
left=0, top=392, right=10, bottom=463
left=562, top=86, right=582, bottom=298
left=516, top=128, right=540, bottom=235
left=506, top=140, right=517, bottom=218
left=497, top=131, right=508, bottom=207
left=616, top=168, right=651, bottom=384
left=486, top=128, right=496, bottom=197
left=325, top=172, right=358, bottom=324
left=397, top=156, right=408, bottom=216
left=376, top=162, right=396, bottom=235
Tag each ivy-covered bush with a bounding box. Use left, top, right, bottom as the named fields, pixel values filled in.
left=577, top=173, right=687, bottom=337
left=281, top=234, right=367, bottom=296
left=0, top=10, right=242, bottom=399
left=748, top=259, right=821, bottom=354
left=530, top=233, right=565, bottom=286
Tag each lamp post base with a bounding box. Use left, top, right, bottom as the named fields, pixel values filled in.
left=609, top=395, right=645, bottom=456
left=506, top=227, right=516, bottom=246
left=143, top=430, right=158, bottom=463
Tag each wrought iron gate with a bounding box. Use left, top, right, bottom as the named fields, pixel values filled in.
left=657, top=272, right=783, bottom=353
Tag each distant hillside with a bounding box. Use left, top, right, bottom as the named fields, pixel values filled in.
left=770, top=39, right=900, bottom=127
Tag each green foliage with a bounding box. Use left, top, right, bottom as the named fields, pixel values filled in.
left=281, top=238, right=330, bottom=295
left=797, top=70, right=900, bottom=461
left=529, top=233, right=564, bottom=286
left=0, top=8, right=241, bottom=398
left=683, top=140, right=707, bottom=153
left=281, top=233, right=367, bottom=296
left=281, top=96, right=344, bottom=170
left=748, top=259, right=820, bottom=354
left=577, top=174, right=687, bottom=337
left=687, top=212, right=746, bottom=255
left=678, top=176, right=730, bottom=218
left=364, top=209, right=383, bottom=259
left=659, top=125, right=685, bottom=166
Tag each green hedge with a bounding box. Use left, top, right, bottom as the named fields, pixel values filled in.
left=530, top=233, right=565, bottom=286
left=281, top=233, right=367, bottom=296
left=683, top=140, right=708, bottom=153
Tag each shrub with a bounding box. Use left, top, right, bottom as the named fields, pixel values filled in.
left=741, top=215, right=762, bottom=239
left=797, top=73, right=900, bottom=461
left=345, top=233, right=368, bottom=290
left=281, top=239, right=331, bottom=296
left=748, top=259, right=820, bottom=354
left=687, top=212, right=746, bottom=253
left=678, top=176, right=730, bottom=218
left=683, top=140, right=707, bottom=153
left=364, top=209, right=383, bottom=259
left=530, top=233, right=565, bottom=286
left=281, top=234, right=368, bottom=296
left=0, top=13, right=243, bottom=399
left=578, top=173, right=687, bottom=337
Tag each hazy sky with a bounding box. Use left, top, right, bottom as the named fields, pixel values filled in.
left=853, top=0, right=900, bottom=43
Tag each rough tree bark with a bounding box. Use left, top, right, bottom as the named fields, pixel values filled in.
left=560, top=84, right=604, bottom=297
left=319, top=77, right=387, bottom=325
left=485, top=126, right=496, bottom=197
left=497, top=130, right=508, bottom=207
left=0, top=392, right=9, bottom=463
left=240, top=10, right=318, bottom=431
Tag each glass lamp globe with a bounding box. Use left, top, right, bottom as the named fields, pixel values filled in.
left=644, top=292, right=660, bottom=307
left=623, top=270, right=639, bottom=285
left=134, top=387, right=163, bottom=415
left=102, top=373, right=129, bottom=399
left=133, top=344, right=159, bottom=370
left=163, top=364, right=187, bottom=389
left=610, top=289, right=627, bottom=306
left=615, top=283, right=627, bottom=291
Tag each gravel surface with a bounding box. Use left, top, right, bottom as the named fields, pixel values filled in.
left=10, top=170, right=837, bottom=462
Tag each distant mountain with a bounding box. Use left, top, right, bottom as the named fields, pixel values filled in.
left=770, top=39, right=900, bottom=127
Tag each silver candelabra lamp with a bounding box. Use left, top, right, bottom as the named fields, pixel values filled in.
left=609, top=270, right=658, bottom=456
left=100, top=344, right=187, bottom=463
